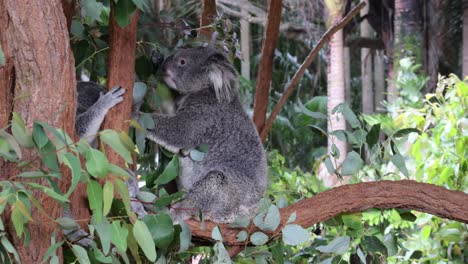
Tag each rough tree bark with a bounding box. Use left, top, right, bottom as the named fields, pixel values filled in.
left=101, top=5, right=139, bottom=169
left=199, top=0, right=217, bottom=40
left=0, top=0, right=13, bottom=129
left=186, top=180, right=468, bottom=247
left=0, top=0, right=76, bottom=261
left=252, top=0, right=282, bottom=133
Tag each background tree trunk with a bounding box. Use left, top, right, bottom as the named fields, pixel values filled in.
left=374, top=50, right=385, bottom=112
left=360, top=0, right=374, bottom=114
left=324, top=0, right=347, bottom=187
left=0, top=0, right=13, bottom=128
left=1, top=0, right=76, bottom=261
left=253, top=0, right=282, bottom=133
left=392, top=0, right=423, bottom=101
left=102, top=5, right=139, bottom=169
left=463, top=0, right=468, bottom=77
left=199, top=0, right=217, bottom=40
left=344, top=47, right=351, bottom=105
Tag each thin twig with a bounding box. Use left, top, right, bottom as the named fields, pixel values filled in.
left=259, top=1, right=366, bottom=142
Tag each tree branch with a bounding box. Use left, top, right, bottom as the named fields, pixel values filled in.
left=259, top=1, right=366, bottom=142
left=252, top=0, right=283, bottom=133
left=186, top=180, right=468, bottom=246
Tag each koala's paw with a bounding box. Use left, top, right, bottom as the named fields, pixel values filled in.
left=98, top=86, right=125, bottom=111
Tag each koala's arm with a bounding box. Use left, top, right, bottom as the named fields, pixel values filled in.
left=146, top=112, right=207, bottom=153
left=76, top=86, right=125, bottom=143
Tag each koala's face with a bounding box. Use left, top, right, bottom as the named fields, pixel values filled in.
left=161, top=47, right=238, bottom=102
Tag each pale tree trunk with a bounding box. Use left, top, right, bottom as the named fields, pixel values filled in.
left=463, top=0, right=468, bottom=78
left=344, top=47, right=351, bottom=105
left=360, top=0, right=374, bottom=114
left=240, top=7, right=251, bottom=81
left=321, top=0, right=347, bottom=187
left=1, top=0, right=76, bottom=262
left=374, top=50, right=385, bottom=112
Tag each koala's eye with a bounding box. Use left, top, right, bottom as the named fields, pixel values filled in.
left=178, top=59, right=186, bottom=66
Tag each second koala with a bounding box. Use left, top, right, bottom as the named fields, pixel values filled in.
left=147, top=47, right=267, bottom=223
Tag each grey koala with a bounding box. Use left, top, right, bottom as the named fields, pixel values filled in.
left=76, top=81, right=125, bottom=145
left=147, top=46, right=267, bottom=223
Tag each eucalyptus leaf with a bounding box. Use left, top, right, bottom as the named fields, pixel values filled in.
left=342, top=151, right=364, bottom=176
left=85, top=149, right=109, bottom=178
left=133, top=220, right=157, bottom=262
left=72, top=244, right=91, bottom=264
left=282, top=224, right=309, bottom=246
left=154, top=155, right=179, bottom=186
left=250, top=232, right=269, bottom=246
left=316, top=236, right=350, bottom=254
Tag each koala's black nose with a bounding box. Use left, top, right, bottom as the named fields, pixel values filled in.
left=150, top=49, right=164, bottom=72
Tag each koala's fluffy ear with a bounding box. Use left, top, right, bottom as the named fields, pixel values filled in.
left=207, top=54, right=238, bottom=103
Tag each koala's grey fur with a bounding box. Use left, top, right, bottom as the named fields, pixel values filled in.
left=76, top=82, right=125, bottom=145
left=147, top=47, right=267, bottom=223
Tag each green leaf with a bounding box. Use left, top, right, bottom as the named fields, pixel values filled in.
left=236, top=231, right=248, bottom=242
left=250, top=232, right=269, bottom=246
left=16, top=171, right=49, bottom=178
left=316, top=236, right=350, bottom=254
left=361, top=236, right=387, bottom=254
left=25, top=182, right=69, bottom=202
left=81, top=0, right=106, bottom=23
left=0, top=44, right=5, bottom=66
left=11, top=205, right=25, bottom=237
left=332, top=103, right=360, bottom=128
left=253, top=204, right=280, bottom=232
left=1, top=235, right=21, bottom=263
left=287, top=212, right=297, bottom=224
left=400, top=211, right=417, bottom=222
left=39, top=141, right=61, bottom=172
left=102, top=182, right=114, bottom=216
left=383, top=233, right=398, bottom=256
left=341, top=214, right=363, bottom=231
left=71, top=245, right=91, bottom=264
left=91, top=244, right=112, bottom=263
left=421, top=225, right=431, bottom=240
left=366, top=124, right=381, bottom=149
left=55, top=217, right=79, bottom=230
left=229, top=215, right=250, bottom=228
left=42, top=240, right=63, bottom=263
left=154, top=155, right=179, bottom=186
left=211, top=226, right=223, bottom=241
left=282, top=224, right=309, bottom=246
left=391, top=154, right=408, bottom=176
left=70, top=20, right=85, bottom=38
left=153, top=191, right=184, bottom=207
left=341, top=151, right=364, bottom=176
left=143, top=214, right=174, bottom=249
left=32, top=122, right=49, bottom=149
left=133, top=220, right=157, bottom=262
left=189, top=149, right=206, bottom=161
left=114, top=179, right=133, bottom=218
left=110, top=221, right=128, bottom=252
left=94, top=217, right=111, bottom=255
left=324, top=157, right=335, bottom=174
left=85, top=149, right=109, bottom=178
left=87, top=180, right=103, bottom=222
left=393, top=128, right=421, bottom=138
left=136, top=191, right=156, bottom=203
left=213, top=241, right=232, bottom=264
left=131, top=0, right=151, bottom=12
left=109, top=164, right=131, bottom=177
left=11, top=112, right=33, bottom=148
left=63, top=153, right=82, bottom=197
left=114, top=0, right=137, bottom=28
left=100, top=130, right=133, bottom=164
left=179, top=221, right=191, bottom=252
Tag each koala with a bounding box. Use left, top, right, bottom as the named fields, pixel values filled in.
left=146, top=46, right=267, bottom=223
left=76, top=82, right=125, bottom=145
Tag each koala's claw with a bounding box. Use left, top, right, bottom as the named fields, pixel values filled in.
left=98, top=86, right=125, bottom=109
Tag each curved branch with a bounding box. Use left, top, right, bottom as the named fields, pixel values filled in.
left=186, top=180, right=468, bottom=246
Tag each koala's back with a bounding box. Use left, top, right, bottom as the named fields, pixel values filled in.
left=76, top=81, right=105, bottom=115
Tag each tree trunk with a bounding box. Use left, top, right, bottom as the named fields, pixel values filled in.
left=240, top=7, right=251, bottom=81
left=324, top=1, right=347, bottom=187
left=1, top=0, right=76, bottom=261
left=0, top=0, right=13, bottom=128
left=374, top=50, right=385, bottom=112
left=344, top=47, right=351, bottom=105
left=102, top=4, right=139, bottom=169
left=463, top=0, right=468, bottom=78
left=360, top=0, right=374, bottom=114
left=392, top=0, right=423, bottom=101
left=199, top=0, right=217, bottom=40
left=252, top=0, right=282, bottom=133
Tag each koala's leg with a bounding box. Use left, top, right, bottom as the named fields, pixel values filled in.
left=76, top=86, right=125, bottom=144
left=171, top=171, right=249, bottom=223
